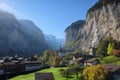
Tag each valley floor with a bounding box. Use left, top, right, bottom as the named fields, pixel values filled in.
left=8, top=55, right=120, bottom=80
left=9, top=67, right=82, bottom=80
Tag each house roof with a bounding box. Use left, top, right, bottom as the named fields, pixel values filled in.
left=3, top=62, right=16, bottom=65
left=105, top=64, right=120, bottom=72
left=85, top=58, right=99, bottom=63
left=35, top=72, right=55, bottom=80
left=21, top=61, right=41, bottom=64
left=112, top=50, right=120, bottom=57
left=75, top=57, right=84, bottom=62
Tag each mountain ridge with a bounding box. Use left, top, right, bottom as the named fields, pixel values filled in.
left=0, top=10, right=48, bottom=56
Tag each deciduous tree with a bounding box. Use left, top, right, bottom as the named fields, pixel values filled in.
left=83, top=65, right=108, bottom=80
left=107, top=43, right=114, bottom=55
left=41, top=50, right=57, bottom=66
left=96, top=37, right=114, bottom=57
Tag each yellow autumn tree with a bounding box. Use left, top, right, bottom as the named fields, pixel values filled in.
left=83, top=65, right=109, bottom=80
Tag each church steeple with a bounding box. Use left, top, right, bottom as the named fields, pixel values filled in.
left=60, top=45, right=62, bottom=52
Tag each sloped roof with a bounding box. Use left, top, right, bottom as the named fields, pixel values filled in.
left=75, top=57, right=84, bottom=62
left=105, top=64, right=120, bottom=72
left=3, top=62, right=16, bottom=65
left=85, top=58, right=99, bottom=63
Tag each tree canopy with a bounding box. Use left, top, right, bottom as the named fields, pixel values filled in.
left=41, top=50, right=57, bottom=66
left=96, top=37, right=119, bottom=58
left=83, top=65, right=109, bottom=80
left=96, top=37, right=111, bottom=57
left=107, top=43, right=114, bottom=55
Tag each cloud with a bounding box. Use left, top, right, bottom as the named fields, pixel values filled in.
left=0, top=2, right=30, bottom=19
left=0, top=3, right=17, bottom=13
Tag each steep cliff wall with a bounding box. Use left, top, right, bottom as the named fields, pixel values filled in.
left=0, top=10, right=48, bottom=56
left=65, top=1, right=120, bottom=52
left=65, top=20, right=85, bottom=51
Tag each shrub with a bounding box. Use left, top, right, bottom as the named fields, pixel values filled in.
left=59, top=69, right=66, bottom=77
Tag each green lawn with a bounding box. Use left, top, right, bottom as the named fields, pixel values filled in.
left=116, top=61, right=120, bottom=65
left=9, top=67, right=81, bottom=80
left=112, top=61, right=120, bottom=65
left=102, top=55, right=120, bottom=64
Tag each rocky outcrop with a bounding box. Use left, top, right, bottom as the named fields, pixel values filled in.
left=0, top=10, right=48, bottom=56
left=65, top=20, right=85, bottom=42
left=64, top=20, right=85, bottom=51
left=65, top=1, right=120, bottom=52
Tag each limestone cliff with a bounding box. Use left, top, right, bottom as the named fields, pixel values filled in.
left=65, top=0, right=120, bottom=52
left=65, top=20, right=85, bottom=51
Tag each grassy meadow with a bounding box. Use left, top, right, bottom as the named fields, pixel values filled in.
left=102, top=55, right=120, bottom=64
left=9, top=67, right=81, bottom=80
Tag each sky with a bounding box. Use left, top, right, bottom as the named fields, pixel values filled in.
left=0, top=0, right=98, bottom=39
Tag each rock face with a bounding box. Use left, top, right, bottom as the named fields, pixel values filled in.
left=44, top=34, right=65, bottom=50
left=0, top=10, right=48, bottom=56
left=65, top=20, right=85, bottom=51
left=65, top=1, right=120, bottom=52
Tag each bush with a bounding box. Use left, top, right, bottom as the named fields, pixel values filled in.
left=59, top=68, right=73, bottom=78
left=59, top=69, right=66, bottom=77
